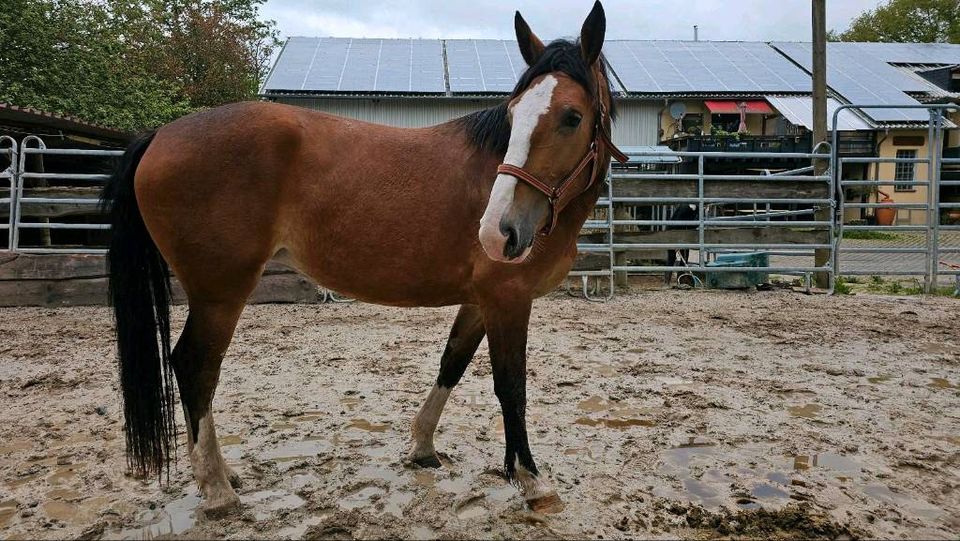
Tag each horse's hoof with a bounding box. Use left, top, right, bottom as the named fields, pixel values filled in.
left=526, top=491, right=564, bottom=514
left=226, top=467, right=243, bottom=489
left=200, top=493, right=241, bottom=517
left=410, top=453, right=442, bottom=469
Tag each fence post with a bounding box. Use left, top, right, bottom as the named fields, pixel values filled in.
left=930, top=109, right=944, bottom=293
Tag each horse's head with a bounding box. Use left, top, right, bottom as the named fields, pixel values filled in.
left=479, top=1, right=615, bottom=264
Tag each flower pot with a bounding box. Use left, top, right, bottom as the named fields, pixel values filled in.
left=875, top=207, right=896, bottom=226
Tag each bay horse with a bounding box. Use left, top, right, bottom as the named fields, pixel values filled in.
left=102, top=1, right=626, bottom=515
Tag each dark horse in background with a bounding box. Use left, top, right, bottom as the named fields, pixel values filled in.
left=663, top=204, right=699, bottom=286
left=101, top=1, right=625, bottom=514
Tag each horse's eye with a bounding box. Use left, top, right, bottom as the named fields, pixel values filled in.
left=562, top=111, right=582, bottom=129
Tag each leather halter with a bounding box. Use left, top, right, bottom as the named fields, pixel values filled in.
left=496, top=85, right=629, bottom=235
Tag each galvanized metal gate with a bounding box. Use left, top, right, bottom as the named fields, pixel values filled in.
left=832, top=104, right=960, bottom=293
left=570, top=145, right=836, bottom=299
left=5, top=136, right=120, bottom=254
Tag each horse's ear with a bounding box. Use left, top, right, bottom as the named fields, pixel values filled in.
left=514, top=11, right=545, bottom=66
left=579, top=0, right=606, bottom=66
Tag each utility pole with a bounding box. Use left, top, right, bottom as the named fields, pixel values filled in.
left=812, top=0, right=830, bottom=288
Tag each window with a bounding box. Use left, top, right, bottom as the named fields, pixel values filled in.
left=894, top=149, right=916, bottom=192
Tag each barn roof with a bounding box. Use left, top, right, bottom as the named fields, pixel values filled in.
left=0, top=103, right=130, bottom=143
left=261, top=38, right=960, bottom=126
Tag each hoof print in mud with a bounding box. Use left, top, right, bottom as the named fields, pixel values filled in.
left=527, top=491, right=564, bottom=514
left=411, top=454, right=443, bottom=469
left=199, top=497, right=241, bottom=518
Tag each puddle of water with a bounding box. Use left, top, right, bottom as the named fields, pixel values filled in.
left=0, top=440, right=34, bottom=454
left=5, top=472, right=42, bottom=489
left=787, top=403, right=822, bottom=419
left=278, top=514, right=327, bottom=540
left=347, top=419, right=390, bottom=432
left=112, top=491, right=200, bottom=539
left=414, top=470, right=437, bottom=488
left=384, top=490, right=414, bottom=517
left=928, top=378, right=956, bottom=390
left=436, top=477, right=470, bottom=494
left=867, top=375, right=892, bottom=384
left=356, top=465, right=402, bottom=485
left=361, top=445, right=392, bottom=460
left=790, top=453, right=861, bottom=474
left=766, top=471, right=790, bottom=485
left=575, top=416, right=656, bottom=429
left=46, top=488, right=82, bottom=501
left=241, top=489, right=305, bottom=512
left=410, top=524, right=437, bottom=540
left=863, top=484, right=944, bottom=520
left=341, top=397, right=362, bottom=410
left=662, top=443, right=718, bottom=470
left=0, top=499, right=18, bottom=528
left=682, top=478, right=721, bottom=506
left=272, top=422, right=296, bottom=430
left=292, top=411, right=326, bottom=423
left=219, top=434, right=243, bottom=446
left=289, top=473, right=320, bottom=491
left=676, top=437, right=715, bottom=448
left=46, top=465, right=81, bottom=485
left=751, top=483, right=789, bottom=500
left=261, top=438, right=331, bottom=463
left=485, top=484, right=515, bottom=504
left=578, top=396, right=607, bottom=413
left=339, top=485, right=384, bottom=511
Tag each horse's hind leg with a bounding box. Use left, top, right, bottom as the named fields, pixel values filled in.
left=407, top=304, right=485, bottom=467
left=170, top=298, right=247, bottom=515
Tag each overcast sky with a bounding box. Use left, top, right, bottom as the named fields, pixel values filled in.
left=261, top=0, right=884, bottom=42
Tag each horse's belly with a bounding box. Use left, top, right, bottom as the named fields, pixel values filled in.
left=275, top=238, right=473, bottom=308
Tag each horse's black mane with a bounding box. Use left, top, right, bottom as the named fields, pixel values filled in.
left=454, top=39, right=618, bottom=155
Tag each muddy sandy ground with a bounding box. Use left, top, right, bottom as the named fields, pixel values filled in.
left=0, top=289, right=958, bottom=540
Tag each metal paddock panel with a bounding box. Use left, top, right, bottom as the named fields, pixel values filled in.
left=833, top=104, right=960, bottom=292
left=9, top=136, right=121, bottom=253
left=1, top=136, right=18, bottom=248
left=572, top=147, right=835, bottom=299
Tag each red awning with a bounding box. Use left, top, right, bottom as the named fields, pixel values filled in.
left=704, top=100, right=774, bottom=114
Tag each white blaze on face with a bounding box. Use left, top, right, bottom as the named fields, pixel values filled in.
left=479, top=75, right=558, bottom=263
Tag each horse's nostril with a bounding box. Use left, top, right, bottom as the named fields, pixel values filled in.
left=501, top=224, right=522, bottom=259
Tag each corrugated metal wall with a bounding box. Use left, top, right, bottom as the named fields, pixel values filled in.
left=272, top=97, right=660, bottom=146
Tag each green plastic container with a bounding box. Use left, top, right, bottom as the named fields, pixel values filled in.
left=705, top=252, right=769, bottom=289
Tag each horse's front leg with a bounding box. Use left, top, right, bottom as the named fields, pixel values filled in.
left=481, top=297, right=562, bottom=513
left=407, top=304, right=485, bottom=467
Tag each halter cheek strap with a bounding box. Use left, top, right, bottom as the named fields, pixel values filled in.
left=496, top=94, right=629, bottom=235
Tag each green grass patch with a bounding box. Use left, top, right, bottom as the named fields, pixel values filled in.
left=834, top=277, right=853, bottom=295
left=842, top=230, right=899, bottom=240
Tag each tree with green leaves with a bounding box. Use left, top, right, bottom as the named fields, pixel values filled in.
left=831, top=0, right=960, bottom=43
left=0, top=0, right=279, bottom=133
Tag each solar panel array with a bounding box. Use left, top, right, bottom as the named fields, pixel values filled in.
left=601, top=41, right=811, bottom=93
left=445, top=39, right=527, bottom=93
left=263, top=37, right=445, bottom=93
left=263, top=38, right=958, bottom=124
left=843, top=42, right=960, bottom=65
left=772, top=42, right=929, bottom=122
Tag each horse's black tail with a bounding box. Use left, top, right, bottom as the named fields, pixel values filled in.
left=100, top=131, right=175, bottom=479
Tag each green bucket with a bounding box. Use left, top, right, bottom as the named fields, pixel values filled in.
left=705, top=252, right=769, bottom=289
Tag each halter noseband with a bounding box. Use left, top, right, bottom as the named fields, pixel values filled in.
left=496, top=81, right=629, bottom=235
